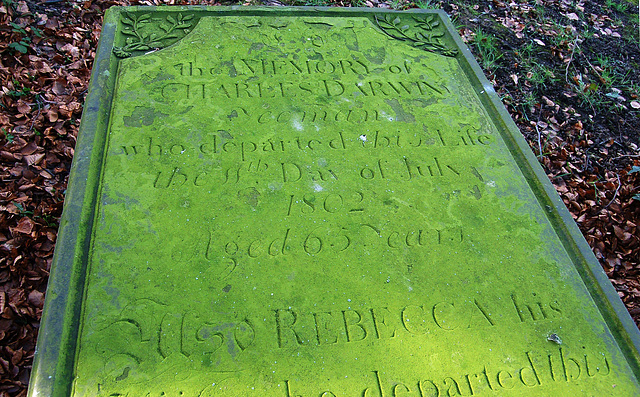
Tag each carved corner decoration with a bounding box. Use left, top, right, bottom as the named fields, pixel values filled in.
left=374, top=14, right=458, bottom=57
left=113, top=12, right=196, bottom=58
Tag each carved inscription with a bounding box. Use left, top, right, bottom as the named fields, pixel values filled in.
left=91, top=292, right=565, bottom=390
left=284, top=348, right=612, bottom=397
left=94, top=299, right=255, bottom=368
left=285, top=191, right=365, bottom=216
left=148, top=158, right=482, bottom=189
left=160, top=78, right=448, bottom=100
left=116, top=128, right=495, bottom=161
left=91, top=346, right=614, bottom=396
left=273, top=292, right=562, bottom=349
left=174, top=58, right=376, bottom=77
left=160, top=56, right=449, bottom=101
left=218, top=224, right=462, bottom=261
left=168, top=223, right=464, bottom=276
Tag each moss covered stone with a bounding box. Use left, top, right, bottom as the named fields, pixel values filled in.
left=29, top=7, right=640, bottom=397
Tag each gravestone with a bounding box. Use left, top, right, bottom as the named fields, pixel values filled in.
left=29, top=7, right=640, bottom=397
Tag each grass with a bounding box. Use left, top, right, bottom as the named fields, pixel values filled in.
left=1, top=128, right=14, bottom=143
left=6, top=85, right=31, bottom=98
left=528, top=64, right=558, bottom=88
left=415, top=0, right=439, bottom=9
left=604, top=0, right=629, bottom=12
left=473, top=28, right=502, bottom=71
left=446, top=0, right=639, bottom=130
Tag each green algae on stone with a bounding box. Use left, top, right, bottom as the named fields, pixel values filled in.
left=29, top=7, right=640, bottom=397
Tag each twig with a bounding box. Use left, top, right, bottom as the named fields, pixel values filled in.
left=603, top=174, right=621, bottom=210
left=535, top=108, right=543, bottom=157
left=564, top=36, right=579, bottom=83
left=29, top=104, right=42, bottom=133
left=585, top=58, right=605, bottom=83
left=23, top=99, right=58, bottom=106
left=583, top=153, right=590, bottom=171
left=613, top=154, right=640, bottom=159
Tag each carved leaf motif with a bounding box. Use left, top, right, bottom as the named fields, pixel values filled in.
left=112, top=47, right=131, bottom=58
left=377, top=17, right=395, bottom=30
left=180, top=13, right=194, bottom=21
left=121, top=16, right=134, bottom=26
left=113, top=11, right=196, bottom=58
left=374, top=14, right=458, bottom=57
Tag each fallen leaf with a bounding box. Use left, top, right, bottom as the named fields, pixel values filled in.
left=20, top=141, right=38, bottom=156
left=17, top=101, right=31, bottom=115
left=13, top=217, right=35, bottom=235
left=16, top=0, right=29, bottom=13
left=24, top=153, right=45, bottom=166
left=47, top=109, right=59, bottom=122
left=28, top=290, right=44, bottom=309
left=60, top=43, right=80, bottom=58
left=52, top=79, right=66, bottom=96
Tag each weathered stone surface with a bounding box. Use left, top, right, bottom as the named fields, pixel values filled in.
left=30, top=7, right=640, bottom=396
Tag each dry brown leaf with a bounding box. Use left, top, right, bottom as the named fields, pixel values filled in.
left=566, top=12, right=579, bottom=21
left=12, top=217, right=34, bottom=235
left=60, top=43, right=80, bottom=58
left=51, top=79, right=66, bottom=96
left=19, top=142, right=37, bottom=156
left=23, top=153, right=44, bottom=166
left=16, top=1, right=29, bottom=13
left=16, top=101, right=31, bottom=115
left=27, top=291, right=44, bottom=309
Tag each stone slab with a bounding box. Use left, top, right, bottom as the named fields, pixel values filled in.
left=29, top=6, right=640, bottom=396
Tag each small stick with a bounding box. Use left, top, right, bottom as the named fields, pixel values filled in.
left=564, top=36, right=579, bottom=83
left=585, top=58, right=605, bottom=83
left=613, top=154, right=640, bottom=159
left=603, top=174, right=621, bottom=210
left=535, top=107, right=543, bottom=157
